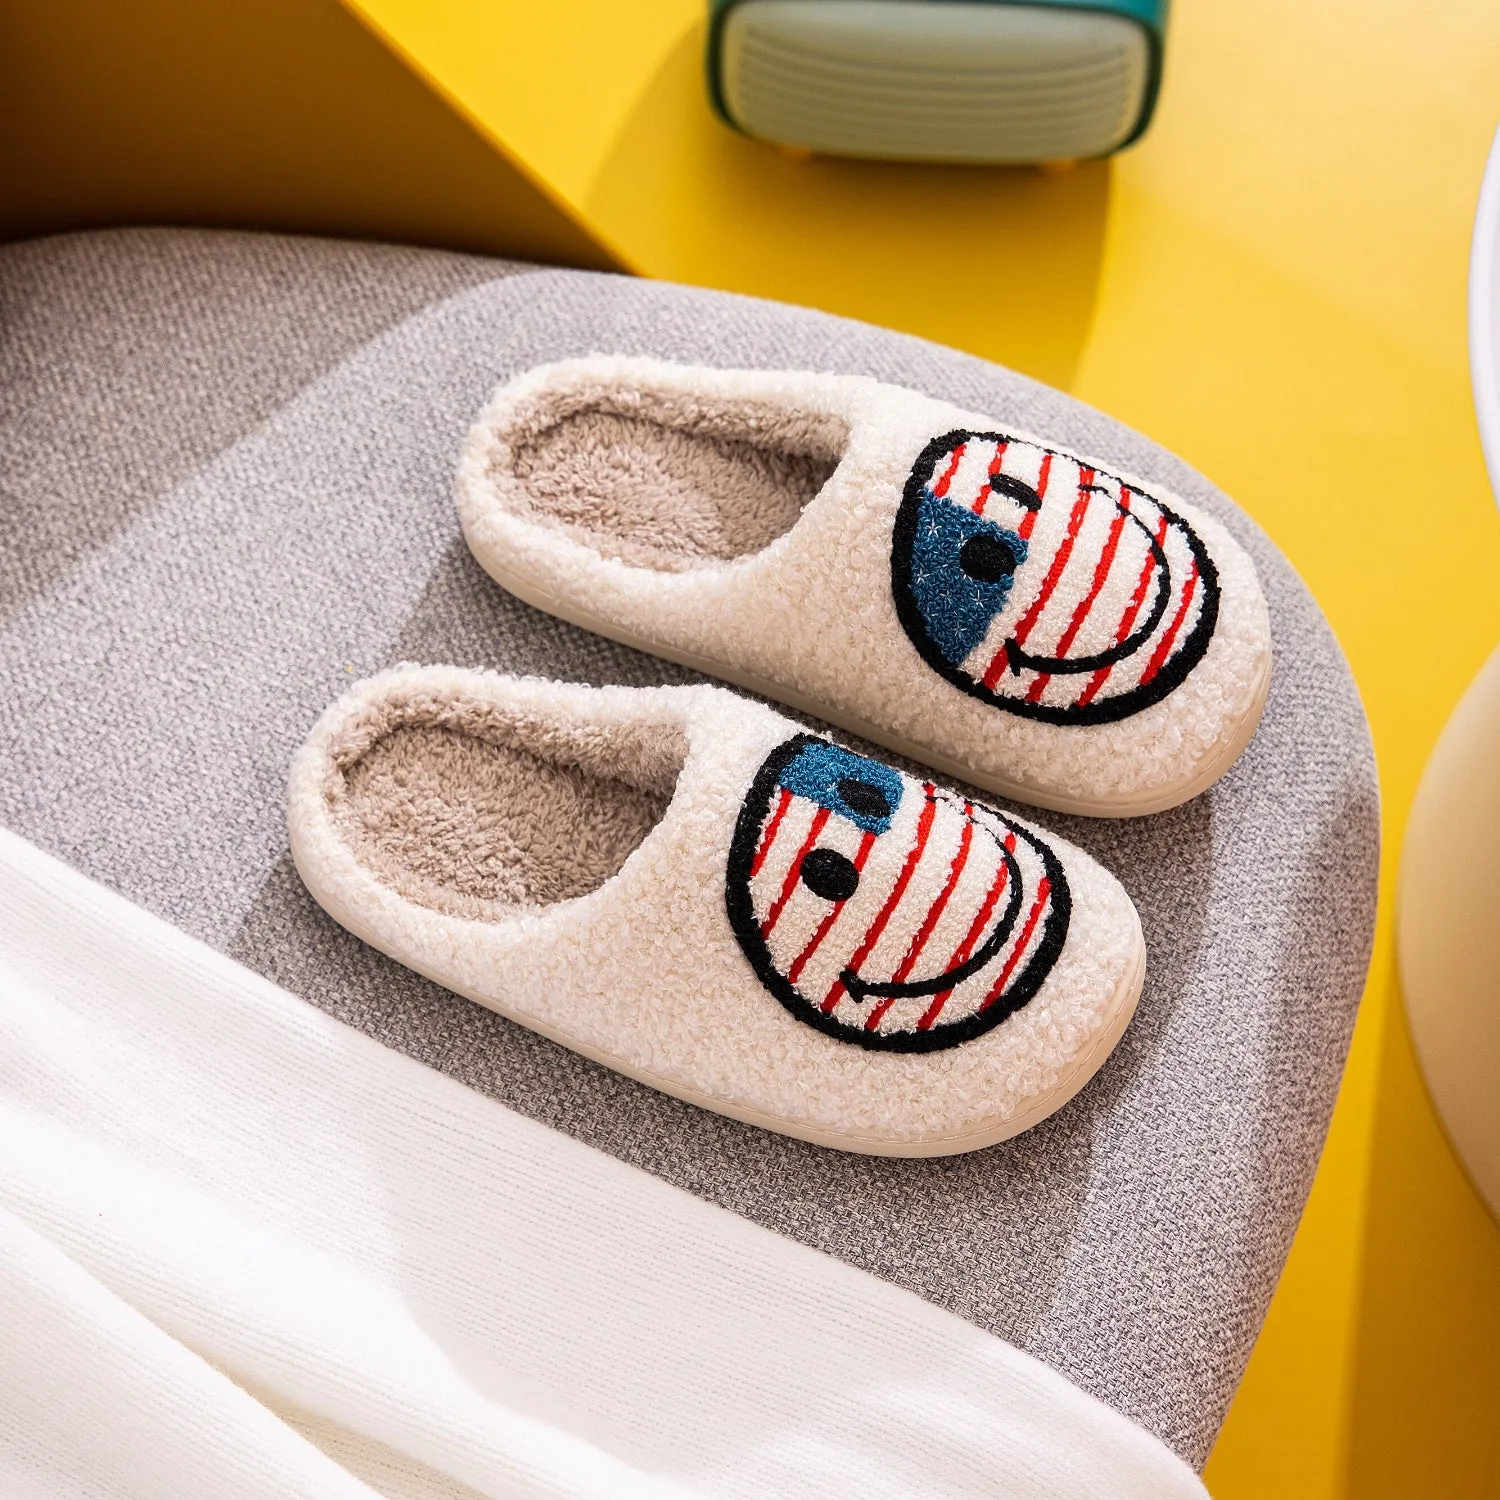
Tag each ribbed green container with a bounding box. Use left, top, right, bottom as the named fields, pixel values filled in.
left=705, top=0, right=1170, bottom=162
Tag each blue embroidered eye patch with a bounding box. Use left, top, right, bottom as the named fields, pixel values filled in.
left=776, top=741, right=904, bottom=836
left=907, top=489, right=1029, bottom=666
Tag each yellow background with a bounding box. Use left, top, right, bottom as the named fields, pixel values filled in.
left=0, top=0, right=615, bottom=268
left=6, top=0, right=1500, bottom=1490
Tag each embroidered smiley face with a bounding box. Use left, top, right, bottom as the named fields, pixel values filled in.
left=891, top=431, right=1221, bottom=725
left=725, top=736, right=1070, bottom=1052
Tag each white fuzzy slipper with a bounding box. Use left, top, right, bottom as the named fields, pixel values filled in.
left=456, top=358, right=1272, bottom=817
left=288, top=666, right=1145, bottom=1156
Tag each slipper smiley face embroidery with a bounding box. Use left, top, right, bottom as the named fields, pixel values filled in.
left=891, top=430, right=1221, bottom=725
left=726, top=736, right=1070, bottom=1052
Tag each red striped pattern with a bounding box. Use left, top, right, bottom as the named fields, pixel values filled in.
left=932, top=444, right=966, bottom=499
left=957, top=439, right=1048, bottom=531
left=1012, top=469, right=1095, bottom=648
left=891, top=802, right=973, bottom=984
left=786, top=830, right=878, bottom=986
left=745, top=764, right=1062, bottom=1041
left=916, top=831, right=1017, bottom=1031
left=922, top=438, right=1209, bottom=716
left=1026, top=498, right=1129, bottom=704
left=1075, top=508, right=1170, bottom=709
left=980, top=876, right=1052, bottom=1012
left=1020, top=452, right=1052, bottom=542
left=1139, top=561, right=1200, bottom=688
left=750, top=787, right=793, bottom=878
left=760, top=806, right=830, bottom=940
left=863, top=802, right=976, bottom=1032
left=981, top=469, right=1093, bottom=690
left=971, top=443, right=1009, bottom=515
left=822, top=788, right=937, bottom=1012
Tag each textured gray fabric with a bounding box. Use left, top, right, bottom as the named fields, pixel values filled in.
left=0, top=228, right=514, bottom=623
left=0, top=228, right=1378, bottom=1465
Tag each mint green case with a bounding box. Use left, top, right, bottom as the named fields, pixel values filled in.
left=706, top=0, right=1169, bottom=156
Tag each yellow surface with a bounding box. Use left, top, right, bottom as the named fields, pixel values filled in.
left=1073, top=10, right=1500, bottom=1487
left=0, top=0, right=616, bottom=269
left=335, top=2, right=1500, bottom=1492
left=340, top=0, right=1114, bottom=389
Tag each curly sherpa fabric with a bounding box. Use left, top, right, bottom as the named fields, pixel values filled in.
left=457, top=358, right=1273, bottom=816
left=289, top=667, right=1144, bottom=1154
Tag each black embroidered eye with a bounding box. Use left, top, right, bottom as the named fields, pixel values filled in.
left=988, top=473, right=1041, bottom=510
left=959, top=534, right=1017, bottom=583
left=800, top=847, right=860, bottom=903
left=837, top=777, right=890, bottom=821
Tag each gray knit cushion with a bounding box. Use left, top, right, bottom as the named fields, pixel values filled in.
left=0, top=227, right=1378, bottom=1465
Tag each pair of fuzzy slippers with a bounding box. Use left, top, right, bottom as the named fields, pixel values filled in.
left=290, top=360, right=1271, bottom=1156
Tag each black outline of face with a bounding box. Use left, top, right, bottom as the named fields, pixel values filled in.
left=725, top=735, right=1071, bottom=1053
left=890, top=429, right=1222, bottom=726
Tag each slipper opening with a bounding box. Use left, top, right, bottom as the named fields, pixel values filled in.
left=323, top=683, right=686, bottom=922
left=491, top=373, right=849, bottom=572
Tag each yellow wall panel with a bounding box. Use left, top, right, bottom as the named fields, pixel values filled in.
left=344, top=0, right=1114, bottom=391
left=0, top=0, right=618, bottom=269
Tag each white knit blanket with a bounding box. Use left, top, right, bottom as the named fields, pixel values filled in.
left=0, top=830, right=1206, bottom=1499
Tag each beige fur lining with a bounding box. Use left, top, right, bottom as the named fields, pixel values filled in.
left=319, top=679, right=685, bottom=923
left=491, top=374, right=849, bottom=572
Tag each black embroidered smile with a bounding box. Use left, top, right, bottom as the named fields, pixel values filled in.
left=725, top=735, right=1070, bottom=1053
left=890, top=429, right=1221, bottom=726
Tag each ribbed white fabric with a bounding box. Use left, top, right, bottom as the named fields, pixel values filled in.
left=0, top=830, right=1207, bottom=1500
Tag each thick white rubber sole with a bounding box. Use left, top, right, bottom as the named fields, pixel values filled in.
left=470, top=551, right=1272, bottom=820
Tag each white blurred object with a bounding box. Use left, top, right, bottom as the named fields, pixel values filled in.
left=1400, top=644, right=1500, bottom=1221
left=1471, top=121, right=1500, bottom=512
left=0, top=829, right=1209, bottom=1500
left=1398, top=121, right=1500, bottom=1222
